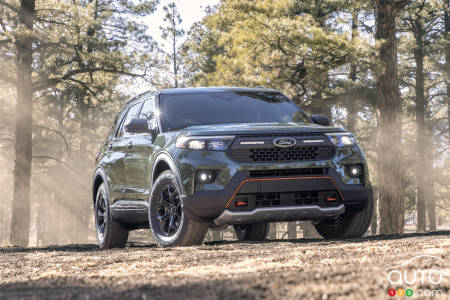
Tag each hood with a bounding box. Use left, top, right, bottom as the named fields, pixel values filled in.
left=181, top=122, right=346, bottom=136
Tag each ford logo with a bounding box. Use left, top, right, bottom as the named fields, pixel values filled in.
left=273, top=137, right=297, bottom=148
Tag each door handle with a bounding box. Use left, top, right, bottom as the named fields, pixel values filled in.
left=127, top=141, right=133, bottom=149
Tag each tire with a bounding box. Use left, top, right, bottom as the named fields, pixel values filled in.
left=95, top=183, right=129, bottom=249
left=149, top=170, right=208, bottom=247
left=314, top=187, right=373, bottom=239
left=233, top=223, right=270, bottom=241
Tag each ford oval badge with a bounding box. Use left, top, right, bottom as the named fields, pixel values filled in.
left=273, top=137, right=297, bottom=148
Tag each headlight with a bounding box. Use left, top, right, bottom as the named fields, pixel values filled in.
left=176, top=135, right=235, bottom=151
left=326, top=133, right=356, bottom=147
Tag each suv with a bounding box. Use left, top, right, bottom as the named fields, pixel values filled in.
left=92, top=87, right=373, bottom=248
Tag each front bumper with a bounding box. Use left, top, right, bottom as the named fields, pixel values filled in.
left=181, top=168, right=372, bottom=224
left=213, top=204, right=345, bottom=225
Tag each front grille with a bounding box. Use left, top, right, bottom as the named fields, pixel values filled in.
left=228, top=145, right=335, bottom=162
left=295, top=192, right=319, bottom=205
left=255, top=193, right=281, bottom=206
left=248, top=168, right=327, bottom=177
left=254, top=192, right=319, bottom=206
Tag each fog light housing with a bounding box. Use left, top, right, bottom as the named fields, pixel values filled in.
left=195, top=170, right=216, bottom=184
left=347, top=165, right=363, bottom=178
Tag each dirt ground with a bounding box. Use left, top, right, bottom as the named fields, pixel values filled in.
left=0, top=232, right=449, bottom=300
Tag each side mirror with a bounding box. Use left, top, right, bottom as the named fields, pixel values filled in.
left=310, top=114, right=331, bottom=126
left=124, top=118, right=150, bottom=134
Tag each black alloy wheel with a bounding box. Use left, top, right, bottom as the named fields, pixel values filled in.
left=95, top=191, right=108, bottom=242
left=94, top=183, right=129, bottom=249
left=156, top=184, right=182, bottom=236
left=149, top=170, right=208, bottom=247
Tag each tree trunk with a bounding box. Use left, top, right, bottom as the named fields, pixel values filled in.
left=412, top=12, right=437, bottom=233
left=66, top=0, right=99, bottom=244
left=311, top=10, right=331, bottom=119
left=10, top=0, right=36, bottom=247
left=268, top=223, right=277, bottom=239
left=371, top=112, right=380, bottom=235
left=300, top=221, right=320, bottom=238
left=173, top=37, right=178, bottom=88
left=287, top=222, right=297, bottom=239
left=443, top=3, right=450, bottom=232
left=375, top=0, right=404, bottom=234
left=0, top=202, right=5, bottom=245
left=170, top=6, right=179, bottom=88
left=371, top=184, right=378, bottom=235
left=445, top=3, right=450, bottom=143
left=77, top=100, right=91, bottom=243
left=413, top=16, right=427, bottom=233
left=211, top=229, right=221, bottom=241
left=425, top=135, right=436, bottom=231
left=347, top=11, right=359, bottom=133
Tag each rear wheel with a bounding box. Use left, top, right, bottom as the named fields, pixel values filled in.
left=95, top=183, right=129, bottom=249
left=149, top=170, right=208, bottom=247
left=233, top=223, right=270, bottom=241
left=314, top=188, right=373, bottom=239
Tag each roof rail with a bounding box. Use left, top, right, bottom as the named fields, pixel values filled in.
left=126, top=89, right=158, bottom=104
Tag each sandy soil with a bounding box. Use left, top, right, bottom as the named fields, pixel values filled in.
left=0, top=232, right=449, bottom=300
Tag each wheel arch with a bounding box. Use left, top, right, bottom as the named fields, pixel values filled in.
left=93, top=168, right=108, bottom=208
left=151, top=152, right=185, bottom=195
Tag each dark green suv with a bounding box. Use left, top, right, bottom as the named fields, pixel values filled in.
left=92, top=87, right=373, bottom=248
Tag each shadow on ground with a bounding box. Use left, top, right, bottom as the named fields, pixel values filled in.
left=0, top=277, right=266, bottom=300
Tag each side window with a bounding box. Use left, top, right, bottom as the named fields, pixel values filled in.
left=138, top=98, right=155, bottom=128
left=107, top=114, right=120, bottom=141
left=107, top=108, right=127, bottom=141
left=117, top=102, right=142, bottom=138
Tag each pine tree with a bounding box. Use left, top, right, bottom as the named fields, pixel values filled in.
left=445, top=0, right=450, bottom=142
left=8, top=0, right=35, bottom=247
left=182, top=0, right=363, bottom=112
left=400, top=0, right=443, bottom=232
left=160, top=2, right=185, bottom=88
left=374, top=0, right=408, bottom=234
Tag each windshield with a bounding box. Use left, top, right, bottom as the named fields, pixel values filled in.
left=159, top=91, right=310, bottom=131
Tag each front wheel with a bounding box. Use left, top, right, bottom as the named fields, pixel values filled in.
left=233, top=223, right=270, bottom=241
left=314, top=188, right=373, bottom=239
left=149, top=170, right=208, bottom=247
